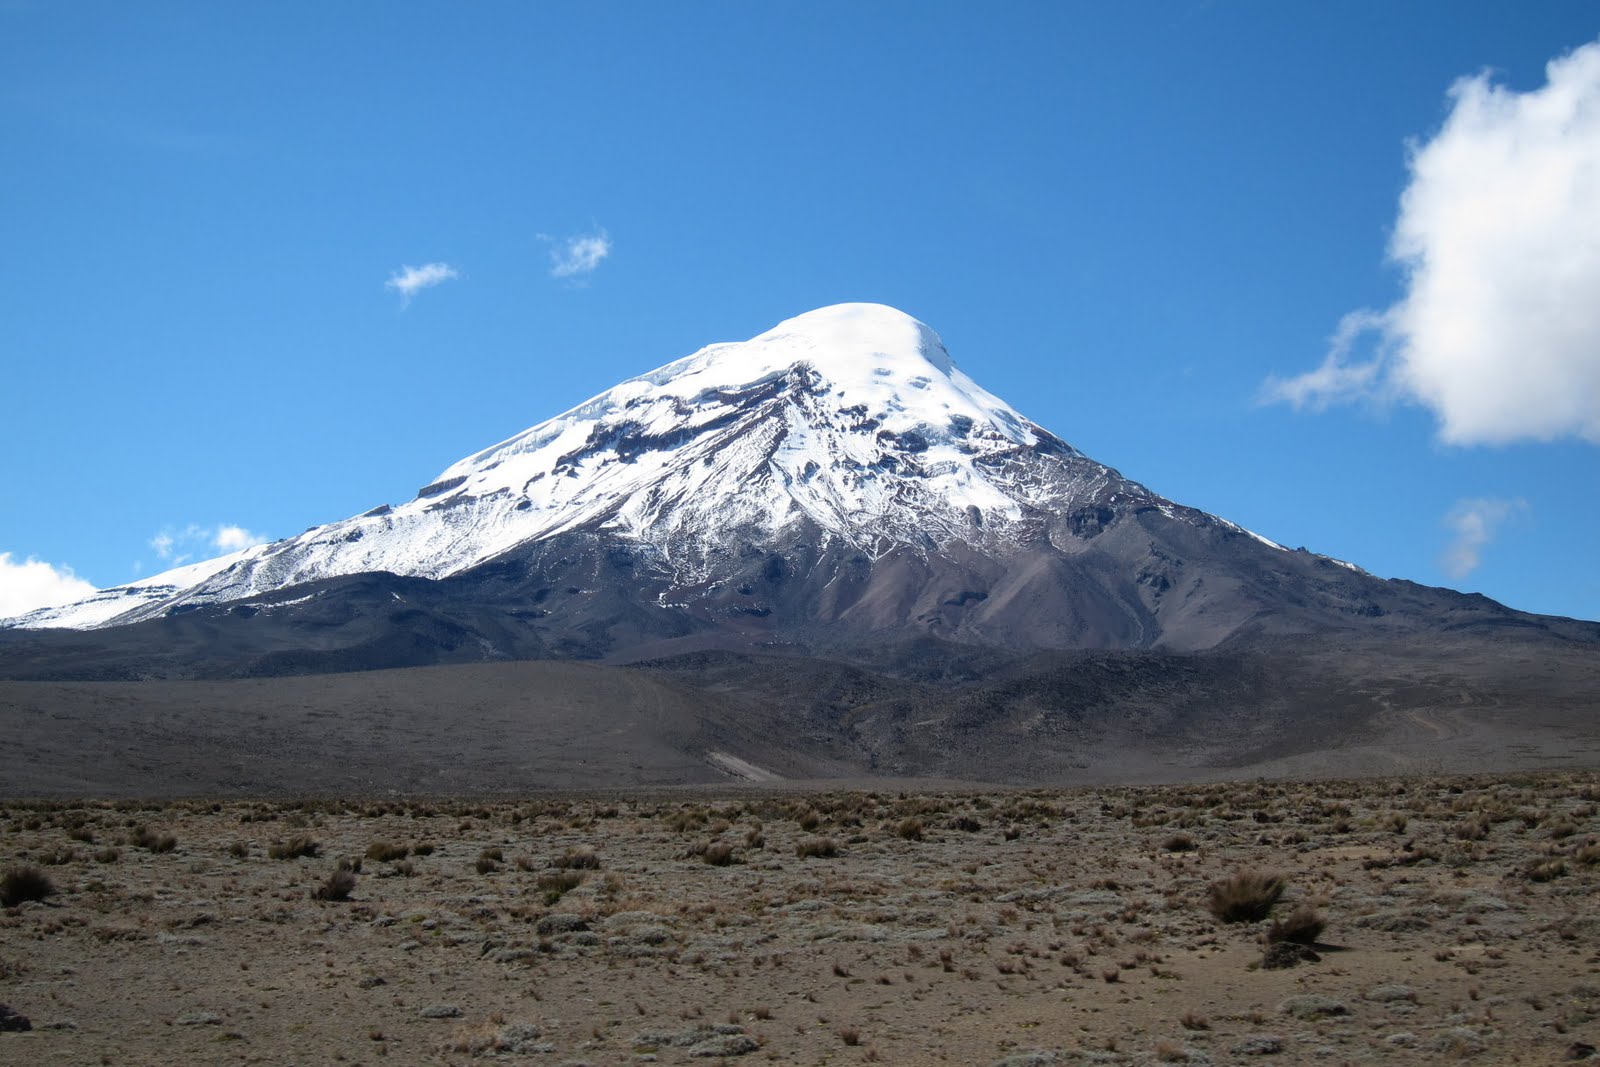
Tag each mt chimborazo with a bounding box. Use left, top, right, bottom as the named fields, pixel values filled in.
left=3, top=304, right=1597, bottom=794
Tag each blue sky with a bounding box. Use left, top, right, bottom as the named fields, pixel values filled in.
left=3, top=2, right=1598, bottom=622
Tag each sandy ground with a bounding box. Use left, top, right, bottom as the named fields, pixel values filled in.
left=2, top=774, right=1599, bottom=1065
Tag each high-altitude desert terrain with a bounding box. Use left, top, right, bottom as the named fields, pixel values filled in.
left=3, top=774, right=1598, bottom=1065
left=4, top=307, right=1598, bottom=1067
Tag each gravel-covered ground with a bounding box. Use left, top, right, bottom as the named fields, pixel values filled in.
left=2, top=773, right=1598, bottom=1065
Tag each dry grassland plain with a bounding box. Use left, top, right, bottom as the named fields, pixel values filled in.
left=2, top=774, right=1599, bottom=1065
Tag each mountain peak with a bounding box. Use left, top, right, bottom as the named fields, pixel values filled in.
left=755, top=302, right=954, bottom=375
left=632, top=302, right=970, bottom=411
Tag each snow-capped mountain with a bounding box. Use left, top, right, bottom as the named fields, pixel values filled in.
left=9, top=304, right=1154, bottom=629
left=12, top=301, right=1546, bottom=668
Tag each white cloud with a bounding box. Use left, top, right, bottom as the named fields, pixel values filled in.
left=1264, top=40, right=1600, bottom=444
left=549, top=230, right=611, bottom=279
left=1262, top=310, right=1392, bottom=411
left=150, top=523, right=269, bottom=567
left=0, top=552, right=97, bottom=618
left=150, top=530, right=177, bottom=560
left=213, top=524, right=269, bottom=552
left=386, top=262, right=460, bottom=305
left=150, top=523, right=205, bottom=564
left=1440, top=497, right=1526, bottom=580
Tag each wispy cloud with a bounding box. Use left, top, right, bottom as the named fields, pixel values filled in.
left=1440, top=498, right=1526, bottom=581
left=548, top=230, right=611, bottom=280
left=1261, top=310, right=1391, bottom=412
left=1263, top=39, right=1600, bottom=445
left=150, top=523, right=270, bottom=567
left=0, top=551, right=96, bottom=618
left=386, top=262, right=460, bottom=305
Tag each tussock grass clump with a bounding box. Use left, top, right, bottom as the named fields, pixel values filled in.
left=537, top=871, right=582, bottom=904
left=1206, top=870, right=1285, bottom=923
left=1002, top=796, right=1059, bottom=821
left=1, top=865, right=56, bottom=907
left=1525, top=857, right=1566, bottom=882
left=312, top=863, right=357, bottom=902
left=664, top=807, right=708, bottom=833
left=702, top=842, right=737, bottom=866
left=365, top=841, right=409, bottom=863
left=894, top=817, right=924, bottom=841
left=267, top=836, right=320, bottom=860
left=1162, top=833, right=1196, bottom=852
left=128, top=825, right=177, bottom=853
left=94, top=847, right=121, bottom=864
left=892, top=796, right=949, bottom=818
left=1265, top=904, right=1325, bottom=945
left=227, top=841, right=249, bottom=859
left=554, top=845, right=599, bottom=870
left=795, top=837, right=840, bottom=859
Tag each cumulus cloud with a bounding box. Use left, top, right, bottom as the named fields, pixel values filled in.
left=548, top=230, right=611, bottom=279
left=1264, top=40, right=1600, bottom=444
left=386, top=262, right=459, bottom=305
left=1440, top=497, right=1526, bottom=580
left=150, top=523, right=269, bottom=567
left=0, top=552, right=97, bottom=618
